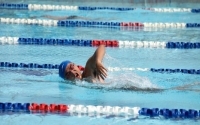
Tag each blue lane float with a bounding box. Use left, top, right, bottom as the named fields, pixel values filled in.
left=150, top=68, right=200, bottom=74
left=139, top=108, right=199, bottom=119
left=57, top=20, right=121, bottom=27
left=166, top=42, right=199, bottom=49
left=166, top=42, right=200, bottom=49
left=0, top=62, right=59, bottom=69
left=0, top=3, right=28, bottom=9
left=186, top=23, right=200, bottom=27
left=78, top=6, right=134, bottom=11
left=18, top=38, right=92, bottom=46
left=191, top=9, right=200, bottom=13
left=0, top=102, right=30, bottom=112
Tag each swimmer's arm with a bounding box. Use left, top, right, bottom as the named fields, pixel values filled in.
left=91, top=45, right=107, bottom=80
left=83, top=45, right=107, bottom=82
left=92, top=44, right=106, bottom=65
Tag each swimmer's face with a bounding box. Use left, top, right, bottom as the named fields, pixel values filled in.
left=65, top=62, right=82, bottom=81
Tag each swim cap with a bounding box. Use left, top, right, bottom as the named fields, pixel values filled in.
left=59, top=60, right=71, bottom=79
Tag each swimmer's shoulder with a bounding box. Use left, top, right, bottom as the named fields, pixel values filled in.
left=82, top=66, right=93, bottom=78
left=82, top=65, right=104, bottom=83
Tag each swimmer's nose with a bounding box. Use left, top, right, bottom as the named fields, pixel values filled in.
left=70, top=63, right=75, bottom=70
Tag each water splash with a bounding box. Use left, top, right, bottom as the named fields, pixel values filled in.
left=75, top=54, right=159, bottom=91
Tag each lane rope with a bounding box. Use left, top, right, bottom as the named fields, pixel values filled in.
left=1, top=18, right=200, bottom=28
left=0, top=37, right=200, bottom=49
left=0, top=102, right=199, bottom=119
left=1, top=3, right=200, bottom=13
left=0, top=62, right=199, bottom=75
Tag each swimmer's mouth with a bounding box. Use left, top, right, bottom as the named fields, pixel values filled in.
left=75, top=73, right=81, bottom=79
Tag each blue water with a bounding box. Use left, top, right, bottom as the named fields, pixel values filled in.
left=0, top=0, right=200, bottom=125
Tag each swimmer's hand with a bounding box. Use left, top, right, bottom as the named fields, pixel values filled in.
left=96, top=61, right=107, bottom=81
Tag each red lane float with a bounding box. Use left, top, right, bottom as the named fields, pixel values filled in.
left=112, top=40, right=118, bottom=47
left=105, top=40, right=112, bottom=46
left=39, top=103, right=49, bottom=111
left=92, top=40, right=119, bottom=47
left=29, top=103, right=39, bottom=110
left=99, top=40, right=106, bottom=46
left=58, top=104, right=68, bottom=112
left=28, top=103, right=68, bottom=113
left=120, top=22, right=144, bottom=27
left=49, top=104, right=57, bottom=111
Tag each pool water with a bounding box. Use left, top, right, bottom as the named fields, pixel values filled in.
left=0, top=0, right=200, bottom=125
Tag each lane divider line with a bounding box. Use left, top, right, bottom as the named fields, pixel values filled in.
left=0, top=62, right=199, bottom=75
left=0, top=3, right=200, bottom=13
left=0, top=102, right=199, bottom=119
left=1, top=18, right=200, bottom=28
left=0, top=37, right=200, bottom=49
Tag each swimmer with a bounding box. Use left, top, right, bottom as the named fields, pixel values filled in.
left=30, top=15, right=90, bottom=20
left=30, top=15, right=116, bottom=21
left=59, top=45, right=107, bottom=83
left=42, top=15, right=91, bottom=20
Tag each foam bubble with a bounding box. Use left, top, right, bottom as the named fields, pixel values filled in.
left=75, top=71, right=158, bottom=91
